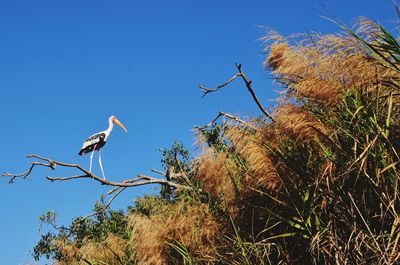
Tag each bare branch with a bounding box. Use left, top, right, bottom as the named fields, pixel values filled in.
left=107, top=186, right=123, bottom=196
left=234, top=63, right=275, bottom=121
left=198, top=73, right=241, bottom=97
left=198, top=63, right=274, bottom=121
left=3, top=155, right=194, bottom=225
left=80, top=187, right=127, bottom=221
left=2, top=154, right=191, bottom=191
left=196, top=111, right=258, bottom=130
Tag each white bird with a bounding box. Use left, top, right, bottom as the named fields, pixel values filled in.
left=79, top=115, right=128, bottom=179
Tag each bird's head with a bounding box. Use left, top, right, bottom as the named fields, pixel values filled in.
left=110, top=115, right=128, bottom=133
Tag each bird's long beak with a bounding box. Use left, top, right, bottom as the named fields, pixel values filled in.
left=113, top=118, right=128, bottom=133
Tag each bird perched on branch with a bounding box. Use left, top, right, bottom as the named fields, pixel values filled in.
left=79, top=115, right=128, bottom=179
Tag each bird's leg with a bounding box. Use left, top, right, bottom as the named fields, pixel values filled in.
left=89, top=145, right=97, bottom=173
left=98, top=149, right=106, bottom=180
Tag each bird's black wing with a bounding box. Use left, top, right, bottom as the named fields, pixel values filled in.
left=79, top=132, right=106, bottom=155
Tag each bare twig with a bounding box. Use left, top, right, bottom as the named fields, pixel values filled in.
left=80, top=187, right=127, bottom=222
left=198, top=73, right=241, bottom=96
left=198, top=63, right=274, bottom=121
left=196, top=111, right=257, bottom=130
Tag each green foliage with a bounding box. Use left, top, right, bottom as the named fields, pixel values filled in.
left=33, top=197, right=130, bottom=261
left=33, top=232, right=62, bottom=261
left=159, top=141, right=193, bottom=200
left=197, top=123, right=228, bottom=152
left=72, top=197, right=129, bottom=244
left=160, top=140, right=191, bottom=173
left=132, top=195, right=169, bottom=216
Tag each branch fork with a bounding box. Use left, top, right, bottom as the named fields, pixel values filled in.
left=198, top=63, right=274, bottom=121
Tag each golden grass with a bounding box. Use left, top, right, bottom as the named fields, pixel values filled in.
left=196, top=148, right=241, bottom=213
left=227, top=127, right=282, bottom=194
left=53, top=238, right=79, bottom=264
left=79, top=234, right=129, bottom=264
left=54, top=235, right=131, bottom=265
left=274, top=104, right=331, bottom=143
left=129, top=201, right=220, bottom=264
left=263, top=27, right=398, bottom=104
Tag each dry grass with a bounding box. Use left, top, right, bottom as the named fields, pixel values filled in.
left=274, top=104, right=331, bottom=143
left=263, top=27, right=398, bottom=104
left=54, top=235, right=132, bottom=265
left=226, top=126, right=282, bottom=194
left=196, top=148, right=241, bottom=213
left=79, top=235, right=129, bottom=264
left=53, top=238, right=79, bottom=264
left=129, top=201, right=221, bottom=264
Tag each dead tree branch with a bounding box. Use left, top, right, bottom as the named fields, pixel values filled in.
left=2, top=154, right=191, bottom=191
left=198, top=63, right=275, bottom=121
left=198, top=73, right=241, bottom=96
left=3, top=154, right=192, bottom=220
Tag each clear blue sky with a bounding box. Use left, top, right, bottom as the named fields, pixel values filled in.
left=0, top=1, right=395, bottom=264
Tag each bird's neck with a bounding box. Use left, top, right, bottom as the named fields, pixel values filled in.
left=105, top=119, right=114, bottom=136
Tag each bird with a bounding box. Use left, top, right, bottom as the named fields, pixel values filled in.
left=79, top=115, right=128, bottom=179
